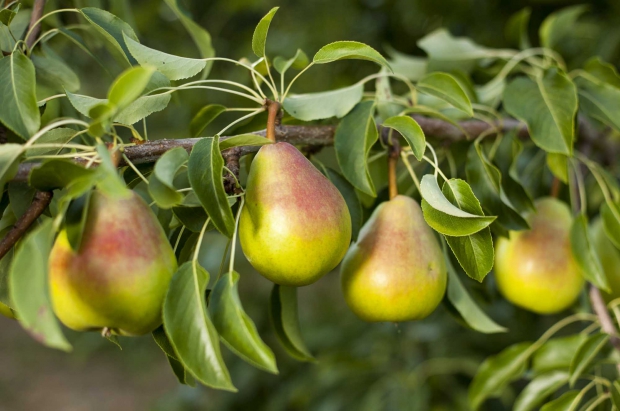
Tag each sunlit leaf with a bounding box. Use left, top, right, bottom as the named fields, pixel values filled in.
left=313, top=41, right=391, bottom=70
left=382, top=116, right=425, bottom=161
left=252, top=7, right=279, bottom=58
left=417, top=72, right=473, bottom=116
left=283, top=82, right=363, bottom=121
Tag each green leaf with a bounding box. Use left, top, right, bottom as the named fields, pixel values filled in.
left=0, top=144, right=24, bottom=195
left=540, top=390, right=580, bottom=411
left=570, top=213, right=610, bottom=292
left=172, top=206, right=209, bottom=233
left=469, top=342, right=533, bottom=410
left=124, top=33, right=206, bottom=81
left=505, top=7, right=531, bottom=49
left=10, top=219, right=72, bottom=351
left=148, top=147, right=188, bottom=209
left=0, top=7, right=17, bottom=26
left=163, top=261, right=235, bottom=391
left=0, top=51, right=40, bottom=138
left=601, top=201, right=620, bottom=249
left=334, top=101, right=378, bottom=196
left=94, top=144, right=129, bottom=197
left=209, top=272, right=277, bottom=374
left=269, top=285, right=313, bottom=362
left=188, top=137, right=235, bottom=237
left=313, top=41, right=391, bottom=70
left=273, top=49, right=309, bottom=74
left=190, top=104, right=226, bottom=137
left=152, top=326, right=196, bottom=386
left=79, top=7, right=139, bottom=65
left=503, top=69, right=578, bottom=155
left=283, top=82, right=363, bottom=121
left=382, top=116, right=425, bottom=161
left=583, top=57, right=620, bottom=87
left=384, top=45, right=427, bottom=81
left=32, top=49, right=80, bottom=93
left=417, top=72, right=473, bottom=116
left=219, top=134, right=272, bottom=151
left=568, top=332, right=609, bottom=387
left=612, top=380, right=620, bottom=409
left=252, top=7, right=279, bottom=58
left=547, top=153, right=569, bottom=184
left=445, top=259, right=506, bottom=333
left=324, top=167, right=363, bottom=242
left=108, top=66, right=156, bottom=110
left=417, top=28, right=494, bottom=73
left=539, top=5, right=588, bottom=50
left=514, top=371, right=569, bottom=411
left=25, top=128, right=78, bottom=157
left=532, top=335, right=587, bottom=375
left=64, top=191, right=93, bottom=251
left=163, top=0, right=215, bottom=78
left=575, top=72, right=620, bottom=133
left=420, top=176, right=495, bottom=237
left=29, top=160, right=97, bottom=191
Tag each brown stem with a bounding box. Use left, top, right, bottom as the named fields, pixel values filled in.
left=550, top=177, right=561, bottom=198
left=388, top=155, right=398, bottom=200
left=25, top=0, right=47, bottom=49
left=0, top=191, right=53, bottom=260
left=589, top=285, right=620, bottom=372
left=265, top=99, right=281, bottom=143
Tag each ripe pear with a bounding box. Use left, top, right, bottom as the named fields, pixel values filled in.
left=340, top=195, right=447, bottom=322
left=494, top=197, right=584, bottom=314
left=239, top=142, right=351, bottom=286
left=590, top=219, right=620, bottom=302
left=49, top=190, right=177, bottom=336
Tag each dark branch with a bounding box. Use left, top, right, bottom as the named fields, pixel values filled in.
left=589, top=285, right=620, bottom=371
left=25, top=0, right=47, bottom=49
left=0, top=191, right=53, bottom=260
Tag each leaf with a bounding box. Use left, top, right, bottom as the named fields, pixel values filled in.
left=10, top=220, right=71, bottom=351
left=601, top=201, right=620, bottom=249
left=163, top=0, right=215, bottom=78
left=269, top=285, right=313, bottom=362
left=612, top=380, right=620, bottom=409
left=190, top=104, right=226, bottom=137
left=148, top=147, right=188, bottom=209
left=94, top=144, right=129, bottom=197
left=417, top=28, right=494, bottom=73
left=152, top=326, right=195, bottom=386
left=570, top=213, right=610, bottom=292
left=505, top=7, right=531, bottom=49
left=252, top=7, right=279, bottom=58
left=568, top=332, right=609, bottom=387
left=0, top=51, right=40, bottom=138
left=513, top=371, right=569, bottom=411
left=283, top=82, right=363, bottom=121
left=382, top=116, right=425, bottom=160
left=273, top=49, right=309, bottom=74
left=65, top=91, right=169, bottom=125
left=575, top=72, right=620, bottom=133
left=209, top=272, right=277, bottom=374
left=28, top=160, right=97, bottom=191
left=107, top=66, right=156, bottom=110
left=503, top=69, right=578, bottom=155
left=445, top=259, right=506, bottom=333
left=469, top=342, right=533, bottom=410
left=187, top=138, right=235, bottom=237
left=420, top=176, right=495, bottom=237
left=32, top=49, right=80, bottom=93
left=163, top=261, right=235, bottom=391
left=547, top=153, right=569, bottom=184
left=532, top=335, right=586, bottom=375
left=79, top=7, right=139, bottom=65
left=334, top=101, right=378, bottom=196
left=324, top=167, right=363, bottom=242
left=219, top=134, right=272, bottom=151
left=539, top=5, right=588, bottom=50
left=64, top=191, right=93, bottom=251
left=417, top=72, right=473, bottom=116
left=124, top=33, right=206, bottom=81
left=540, top=390, right=580, bottom=411
left=172, top=206, right=209, bottom=233
left=0, top=144, right=23, bottom=195
left=313, top=41, right=391, bottom=70
left=25, top=128, right=78, bottom=157
left=583, top=57, right=620, bottom=87
left=384, top=45, right=427, bottom=81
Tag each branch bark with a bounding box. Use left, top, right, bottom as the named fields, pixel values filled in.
left=25, top=0, right=47, bottom=49
left=589, top=285, right=620, bottom=371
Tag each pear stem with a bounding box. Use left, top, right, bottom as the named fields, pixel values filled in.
left=265, top=99, right=281, bottom=143
left=386, top=133, right=401, bottom=200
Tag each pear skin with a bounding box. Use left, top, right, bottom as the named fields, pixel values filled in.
left=239, top=142, right=352, bottom=286
left=340, top=195, right=447, bottom=322
left=590, top=219, right=620, bottom=303
left=494, top=197, right=584, bottom=314
left=49, top=190, right=178, bottom=336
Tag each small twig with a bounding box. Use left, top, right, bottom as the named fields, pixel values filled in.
left=0, top=191, right=53, bottom=260
left=589, top=285, right=620, bottom=373
left=25, top=0, right=47, bottom=49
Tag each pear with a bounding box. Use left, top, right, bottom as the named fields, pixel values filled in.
left=49, top=190, right=178, bottom=336
left=239, top=142, right=351, bottom=286
left=590, top=219, right=620, bottom=302
left=494, top=197, right=584, bottom=314
left=340, top=195, right=447, bottom=322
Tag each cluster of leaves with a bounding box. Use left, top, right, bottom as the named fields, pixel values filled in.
left=1, top=1, right=620, bottom=409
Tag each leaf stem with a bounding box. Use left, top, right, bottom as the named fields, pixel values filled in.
left=227, top=196, right=245, bottom=277
left=282, top=62, right=314, bottom=101
left=217, top=109, right=265, bottom=136
left=193, top=217, right=211, bottom=263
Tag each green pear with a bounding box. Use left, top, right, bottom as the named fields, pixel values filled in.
left=590, top=218, right=620, bottom=302
left=494, top=197, right=584, bottom=314
left=239, top=142, right=351, bottom=286
left=340, top=195, right=447, bottom=322
left=49, top=190, right=178, bottom=336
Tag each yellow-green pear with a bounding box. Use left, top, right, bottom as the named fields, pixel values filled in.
left=49, top=190, right=177, bottom=336
left=0, top=301, right=15, bottom=319
left=239, top=142, right=351, bottom=286
left=494, top=197, right=584, bottom=314
left=590, top=219, right=620, bottom=302
left=340, top=195, right=447, bottom=322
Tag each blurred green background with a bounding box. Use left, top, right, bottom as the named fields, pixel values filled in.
left=2, top=0, right=620, bottom=410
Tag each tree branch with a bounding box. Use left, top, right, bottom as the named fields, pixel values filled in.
left=25, top=0, right=47, bottom=49
left=589, top=285, right=620, bottom=371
